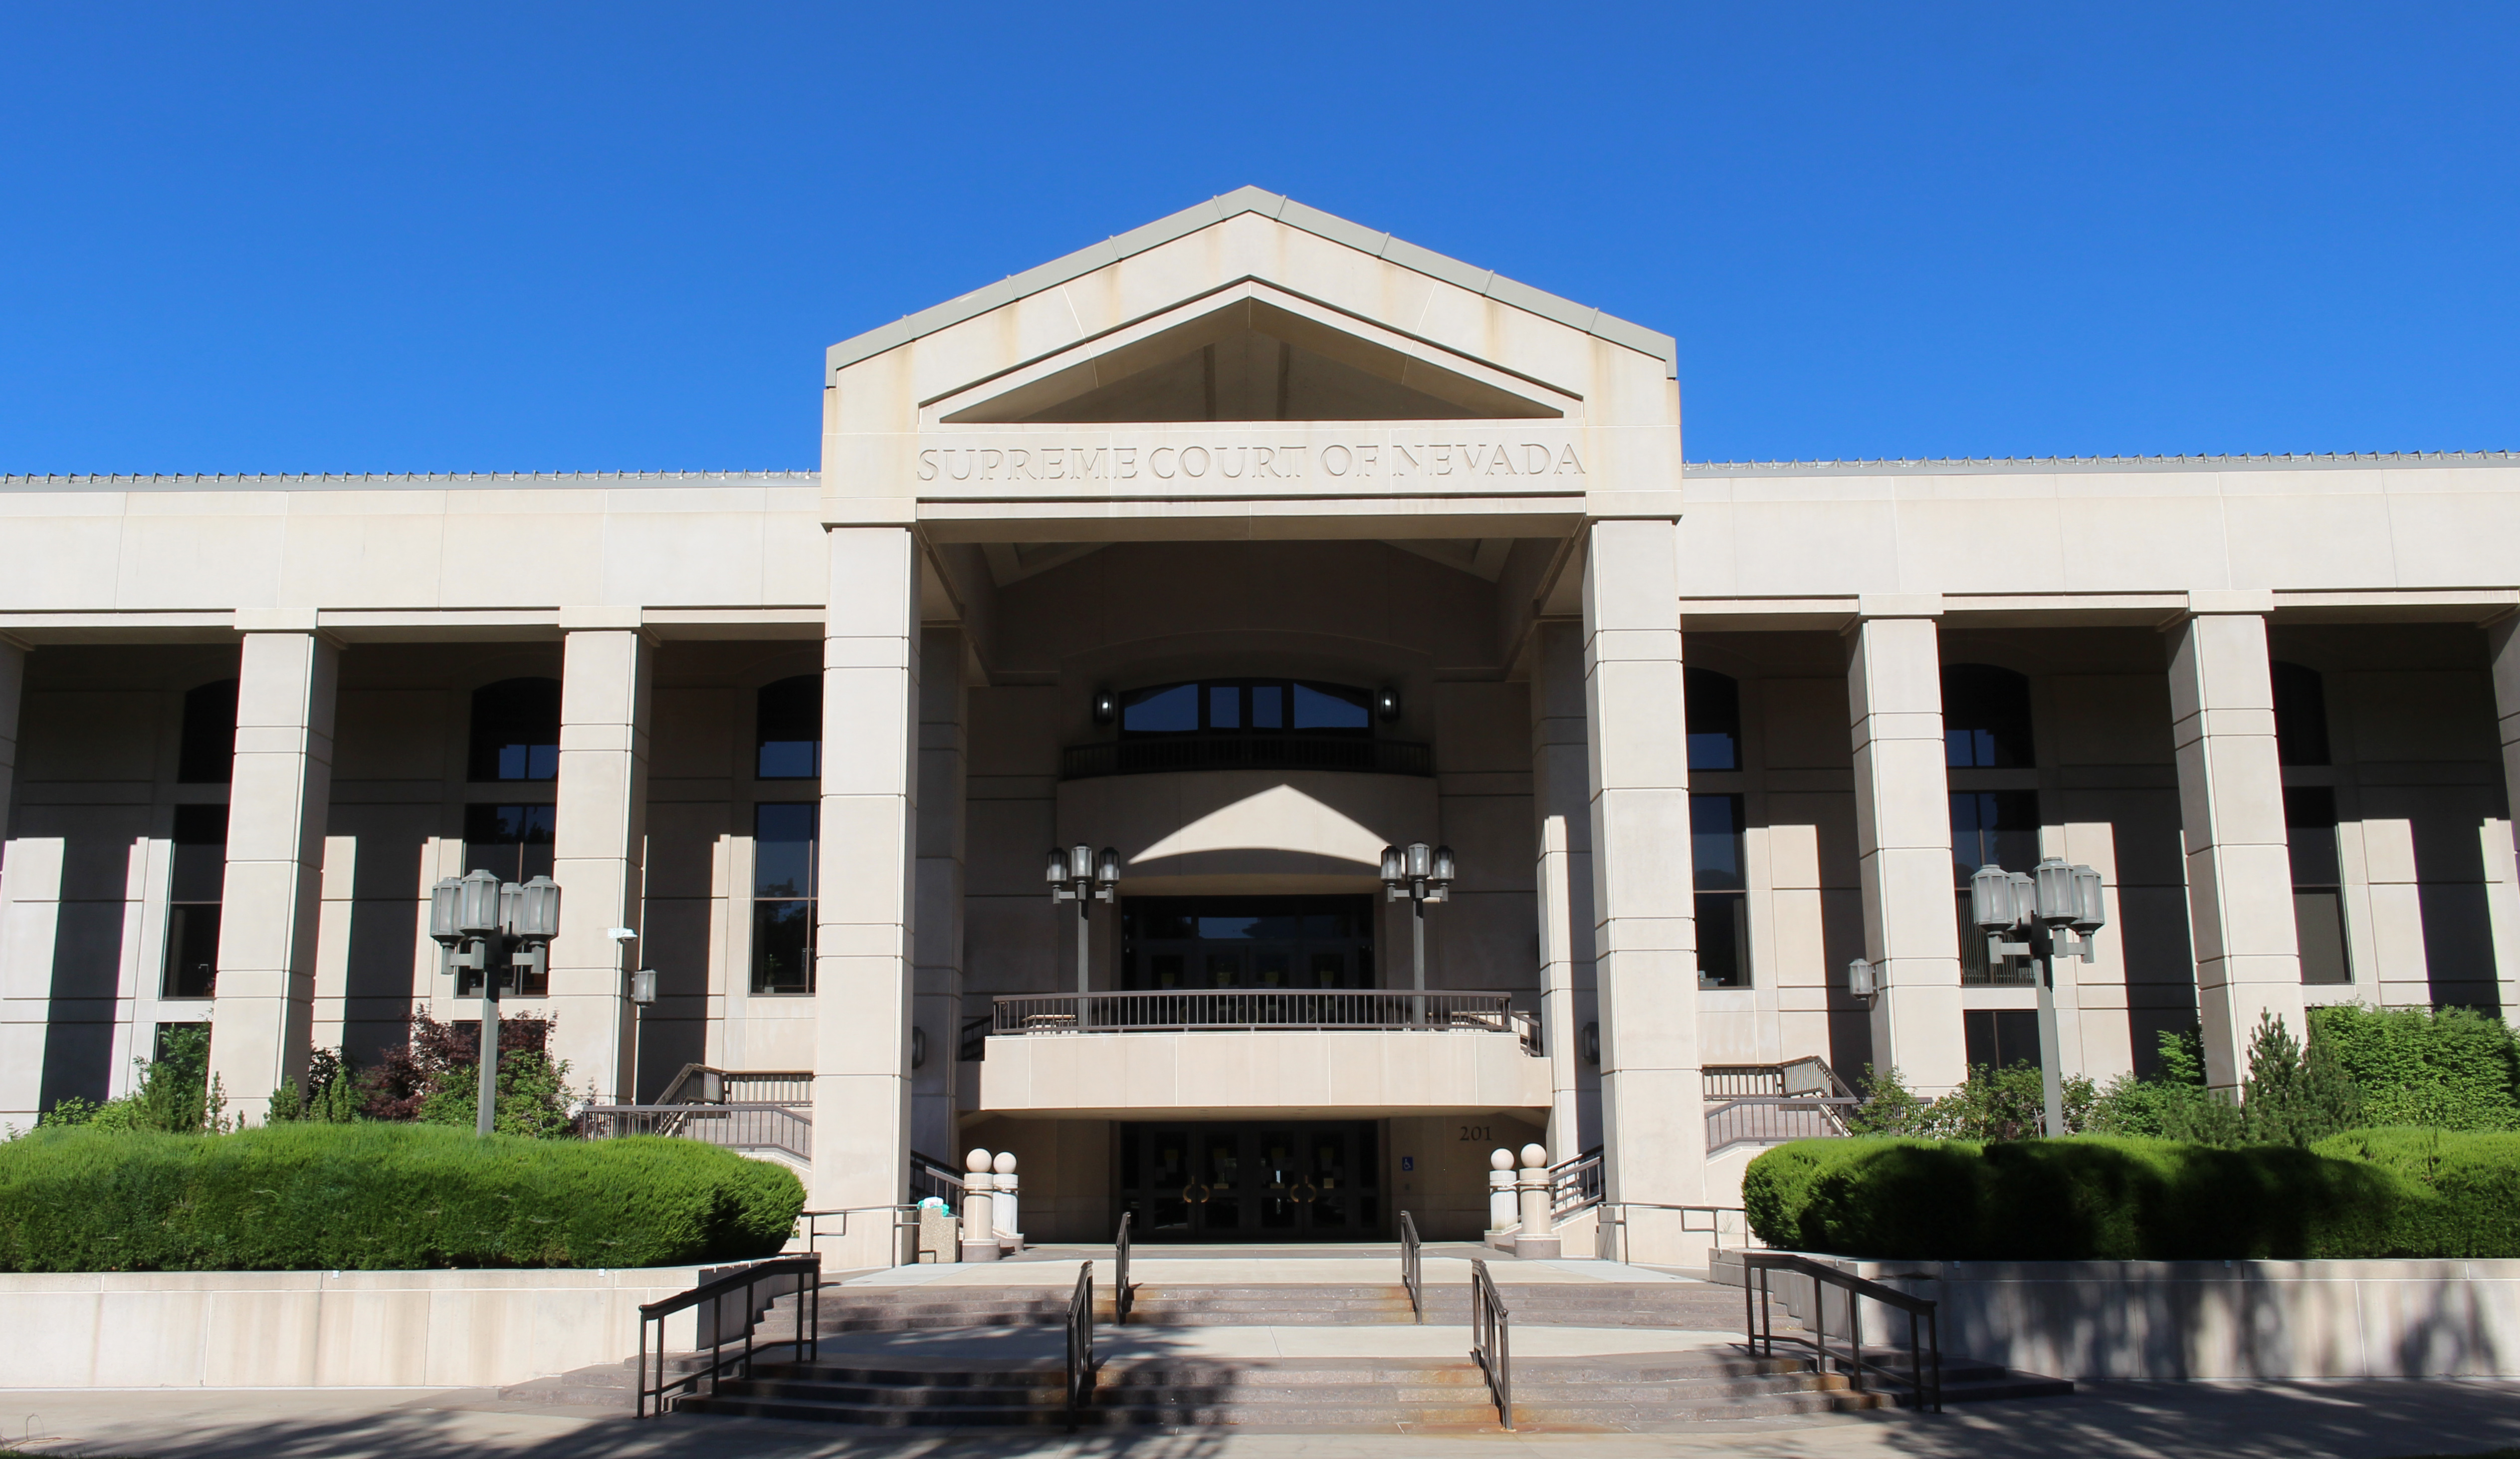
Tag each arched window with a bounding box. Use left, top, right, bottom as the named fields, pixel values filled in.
left=467, top=678, right=561, bottom=782
left=1685, top=668, right=1740, bottom=771
left=2272, top=661, right=2331, bottom=766
left=1942, top=664, right=2035, bottom=768
left=756, top=675, right=822, bottom=780
left=177, top=679, right=238, bottom=784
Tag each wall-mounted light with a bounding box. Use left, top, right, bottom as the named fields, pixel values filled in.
left=1581, top=1021, right=1601, bottom=1067
left=910, top=1025, right=928, bottom=1070
left=1092, top=690, right=1117, bottom=727
left=1377, top=686, right=1402, bottom=723
left=1847, top=957, right=1878, bottom=1002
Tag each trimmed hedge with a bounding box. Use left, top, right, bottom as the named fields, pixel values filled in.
left=1740, top=1131, right=2481, bottom=1260
left=2311, top=1127, right=2520, bottom=1258
left=0, top=1123, right=804, bottom=1271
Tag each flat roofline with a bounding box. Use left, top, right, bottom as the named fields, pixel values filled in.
left=1686, top=451, right=2517, bottom=476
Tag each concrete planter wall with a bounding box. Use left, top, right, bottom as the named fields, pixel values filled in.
left=0, top=1266, right=717, bottom=1389
left=1717, top=1252, right=2520, bottom=1380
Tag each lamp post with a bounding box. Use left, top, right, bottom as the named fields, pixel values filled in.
left=428, top=868, right=561, bottom=1136
left=1968, top=857, right=2107, bottom=1137
left=1379, top=842, right=1455, bottom=1025
left=1046, top=845, right=1118, bottom=1026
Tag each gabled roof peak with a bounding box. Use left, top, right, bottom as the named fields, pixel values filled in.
left=827, top=188, right=1677, bottom=378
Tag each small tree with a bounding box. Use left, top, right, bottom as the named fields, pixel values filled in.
left=2241, top=1010, right=2362, bottom=1147
left=356, top=1013, right=575, bottom=1139
left=1843, top=1064, right=1934, bottom=1136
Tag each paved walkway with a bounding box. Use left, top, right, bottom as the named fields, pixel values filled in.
left=4, top=1379, right=2518, bottom=1458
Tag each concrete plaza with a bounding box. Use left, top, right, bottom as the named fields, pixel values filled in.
left=3, top=1378, right=2517, bottom=1459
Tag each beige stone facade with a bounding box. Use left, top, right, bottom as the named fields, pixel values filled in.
left=5, top=190, right=2518, bottom=1266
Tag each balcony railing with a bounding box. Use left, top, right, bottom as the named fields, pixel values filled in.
left=1060, top=734, right=1431, bottom=780
left=990, top=989, right=1538, bottom=1051
left=1704, top=1057, right=1861, bottom=1154
left=580, top=1102, right=813, bottom=1161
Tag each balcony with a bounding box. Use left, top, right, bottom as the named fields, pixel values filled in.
left=1060, top=733, right=1431, bottom=780
left=965, top=988, right=1550, bottom=1118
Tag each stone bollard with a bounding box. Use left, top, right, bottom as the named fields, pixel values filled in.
left=1487, top=1148, right=1519, bottom=1239
left=992, top=1150, right=1022, bottom=1250
left=1512, top=1143, right=1561, bottom=1258
left=959, top=1148, right=1001, bottom=1262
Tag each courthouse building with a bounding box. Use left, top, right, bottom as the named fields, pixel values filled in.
left=4, top=189, right=2518, bottom=1266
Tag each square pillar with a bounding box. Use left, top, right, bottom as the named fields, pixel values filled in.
left=0, top=637, right=43, bottom=1126
left=1847, top=609, right=1967, bottom=1094
left=2488, top=616, right=2520, bottom=1021
left=2169, top=602, right=2307, bottom=1090
left=813, top=527, right=920, bottom=1267
left=913, top=626, right=967, bottom=1162
left=207, top=628, right=338, bottom=1124
left=548, top=619, right=654, bottom=1102
left=1530, top=620, right=1598, bottom=1159
left=1580, top=519, right=1705, bottom=1262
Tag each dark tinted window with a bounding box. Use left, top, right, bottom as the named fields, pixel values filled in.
left=1692, top=793, right=1749, bottom=987
left=177, top=679, right=238, bottom=784
left=163, top=804, right=228, bottom=999
left=467, top=678, right=561, bottom=782
left=2286, top=786, right=2351, bottom=985
left=756, top=675, right=821, bottom=779
left=1943, top=664, right=2035, bottom=768
left=752, top=802, right=817, bottom=993
left=2272, top=661, right=2332, bottom=766
left=1118, top=680, right=1373, bottom=736
left=1964, top=1009, right=2043, bottom=1072
left=1686, top=668, right=1740, bottom=771
left=463, top=803, right=556, bottom=883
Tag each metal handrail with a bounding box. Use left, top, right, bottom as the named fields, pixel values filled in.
left=1064, top=1262, right=1095, bottom=1430
left=909, top=1150, right=966, bottom=1205
left=635, top=1255, right=820, bottom=1418
left=798, top=1204, right=923, bottom=1268
left=581, top=1102, right=813, bottom=1161
left=1469, top=1257, right=1512, bottom=1430
left=989, top=988, right=1538, bottom=1040
left=1398, top=1210, right=1424, bottom=1323
left=1741, top=1252, right=1941, bottom=1413
left=1114, top=1211, right=1134, bottom=1325
left=652, top=1063, right=814, bottom=1106
left=1593, top=1202, right=1763, bottom=1263
left=1548, top=1146, right=1604, bottom=1219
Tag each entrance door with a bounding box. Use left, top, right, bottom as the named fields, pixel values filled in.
left=1120, top=1121, right=1381, bottom=1240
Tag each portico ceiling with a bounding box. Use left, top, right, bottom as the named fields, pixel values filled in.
left=974, top=536, right=1519, bottom=587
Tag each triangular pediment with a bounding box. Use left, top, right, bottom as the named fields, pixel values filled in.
left=942, top=297, right=1562, bottom=424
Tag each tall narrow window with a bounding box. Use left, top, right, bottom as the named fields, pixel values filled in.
left=756, top=675, right=821, bottom=780
left=752, top=803, right=817, bottom=993
left=1942, top=665, right=2035, bottom=768
left=163, top=804, right=227, bottom=998
left=2287, top=785, right=2351, bottom=985
left=1686, top=668, right=1741, bottom=771
left=2272, top=661, right=2332, bottom=766
left=1953, top=790, right=2041, bottom=984
left=177, top=679, right=238, bottom=784
left=1692, top=792, right=1749, bottom=987
left=467, top=678, right=561, bottom=782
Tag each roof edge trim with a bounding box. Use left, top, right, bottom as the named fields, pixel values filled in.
left=826, top=187, right=1679, bottom=380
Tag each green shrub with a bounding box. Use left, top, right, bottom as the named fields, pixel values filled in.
left=2313, top=1127, right=2520, bottom=1258
left=0, top=1121, right=802, bottom=1271
left=1743, top=1134, right=2408, bottom=1259
left=1842, top=1063, right=2098, bottom=1140
left=2309, top=1003, right=2520, bottom=1131
left=37, top=1025, right=229, bottom=1135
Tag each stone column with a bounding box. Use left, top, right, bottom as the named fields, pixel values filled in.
left=1580, top=519, right=1705, bottom=1263
left=0, top=637, right=42, bottom=1126
left=548, top=616, right=654, bottom=1102
left=1530, top=620, right=1597, bottom=1159
left=814, top=526, right=920, bottom=1268
left=206, top=625, right=338, bottom=1123
left=1846, top=605, right=1968, bottom=1094
left=2487, top=617, right=2520, bottom=1022
left=2169, top=599, right=2307, bottom=1090
left=913, top=627, right=967, bottom=1162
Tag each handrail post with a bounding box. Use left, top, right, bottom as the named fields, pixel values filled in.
left=1115, top=1210, right=1133, bottom=1325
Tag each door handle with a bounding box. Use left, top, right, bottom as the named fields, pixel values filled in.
left=1182, top=1183, right=1211, bottom=1205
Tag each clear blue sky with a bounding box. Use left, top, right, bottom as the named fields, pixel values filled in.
left=2, top=3, right=2513, bottom=473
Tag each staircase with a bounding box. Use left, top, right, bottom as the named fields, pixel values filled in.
left=677, top=1349, right=1892, bottom=1429
left=781, top=1280, right=1752, bottom=1332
